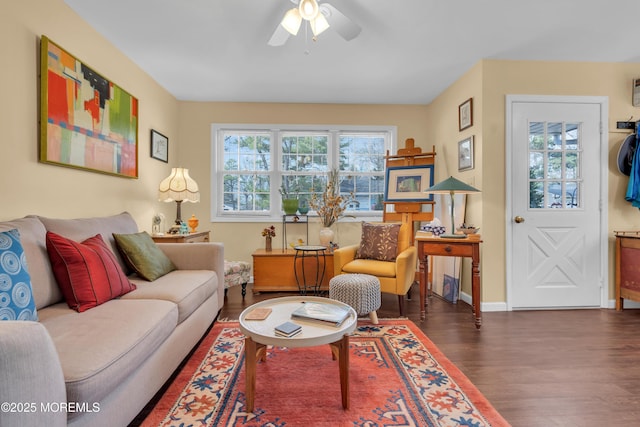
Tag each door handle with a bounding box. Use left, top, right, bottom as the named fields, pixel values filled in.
left=514, top=216, right=525, bottom=223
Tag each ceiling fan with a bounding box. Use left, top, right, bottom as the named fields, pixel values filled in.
left=268, top=0, right=361, bottom=46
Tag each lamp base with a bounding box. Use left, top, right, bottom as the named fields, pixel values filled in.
left=440, top=234, right=467, bottom=239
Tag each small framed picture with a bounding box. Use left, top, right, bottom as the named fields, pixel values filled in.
left=458, top=136, right=474, bottom=171
left=150, top=130, right=168, bottom=162
left=384, top=165, right=435, bottom=202
left=458, top=98, right=473, bottom=131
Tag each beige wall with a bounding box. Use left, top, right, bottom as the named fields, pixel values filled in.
left=424, top=63, right=484, bottom=299
left=1, top=0, right=179, bottom=227
left=177, top=102, right=429, bottom=262
left=430, top=59, right=640, bottom=304
left=7, top=2, right=640, bottom=306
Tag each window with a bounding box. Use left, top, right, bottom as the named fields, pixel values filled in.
left=212, top=124, right=396, bottom=222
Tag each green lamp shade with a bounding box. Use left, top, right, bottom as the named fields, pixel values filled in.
left=425, top=176, right=480, bottom=194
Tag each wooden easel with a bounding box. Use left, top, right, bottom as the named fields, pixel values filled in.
left=383, top=138, right=437, bottom=244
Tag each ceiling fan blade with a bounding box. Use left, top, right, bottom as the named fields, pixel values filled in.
left=268, top=23, right=292, bottom=46
left=320, top=3, right=361, bottom=41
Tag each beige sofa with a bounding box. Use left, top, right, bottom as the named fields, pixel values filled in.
left=0, top=212, right=224, bottom=427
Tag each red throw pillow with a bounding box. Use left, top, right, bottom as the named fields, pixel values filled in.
left=46, top=231, right=136, bottom=312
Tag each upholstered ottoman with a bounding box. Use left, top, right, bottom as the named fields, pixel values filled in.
left=329, top=273, right=381, bottom=324
left=224, top=260, right=251, bottom=299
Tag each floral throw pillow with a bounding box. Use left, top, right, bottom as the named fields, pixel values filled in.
left=356, top=222, right=401, bottom=262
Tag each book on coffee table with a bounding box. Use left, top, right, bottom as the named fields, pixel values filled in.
left=274, top=321, right=302, bottom=337
left=291, top=302, right=350, bottom=327
left=245, top=307, right=272, bottom=320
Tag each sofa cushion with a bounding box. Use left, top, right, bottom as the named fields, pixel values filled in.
left=0, top=229, right=38, bottom=321
left=46, top=232, right=136, bottom=312
left=0, top=217, right=61, bottom=309
left=38, top=212, right=139, bottom=274
left=122, top=270, right=216, bottom=324
left=113, top=231, right=176, bottom=281
left=356, top=222, right=401, bottom=261
left=37, top=299, right=178, bottom=419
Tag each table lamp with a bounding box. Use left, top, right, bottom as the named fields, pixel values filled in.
left=425, top=176, right=480, bottom=238
left=158, top=168, right=200, bottom=227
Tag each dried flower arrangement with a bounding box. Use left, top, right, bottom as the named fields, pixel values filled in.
left=309, top=169, right=354, bottom=227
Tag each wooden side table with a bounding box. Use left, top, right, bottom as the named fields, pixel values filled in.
left=416, top=234, right=483, bottom=328
left=614, top=231, right=640, bottom=310
left=151, top=230, right=210, bottom=243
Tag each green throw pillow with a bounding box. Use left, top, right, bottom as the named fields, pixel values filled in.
left=113, top=231, right=176, bottom=281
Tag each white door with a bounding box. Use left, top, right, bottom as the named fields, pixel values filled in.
left=507, top=96, right=607, bottom=309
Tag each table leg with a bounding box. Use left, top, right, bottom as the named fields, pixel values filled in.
left=419, top=256, right=428, bottom=320
left=329, top=335, right=350, bottom=409
left=472, top=256, right=482, bottom=329
left=244, top=337, right=267, bottom=412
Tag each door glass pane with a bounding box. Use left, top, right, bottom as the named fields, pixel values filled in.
left=529, top=122, right=545, bottom=149
left=529, top=122, right=582, bottom=209
left=529, top=152, right=544, bottom=179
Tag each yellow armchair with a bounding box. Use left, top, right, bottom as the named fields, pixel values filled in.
left=333, top=222, right=417, bottom=316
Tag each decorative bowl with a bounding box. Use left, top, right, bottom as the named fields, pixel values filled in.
left=457, top=227, right=479, bottom=235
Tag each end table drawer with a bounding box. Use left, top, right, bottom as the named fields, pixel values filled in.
left=420, top=242, right=474, bottom=257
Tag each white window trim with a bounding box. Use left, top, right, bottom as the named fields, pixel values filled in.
left=211, top=124, right=397, bottom=223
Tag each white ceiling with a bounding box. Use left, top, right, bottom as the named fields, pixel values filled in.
left=64, top=0, right=640, bottom=105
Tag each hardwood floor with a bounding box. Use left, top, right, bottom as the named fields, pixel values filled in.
left=220, top=283, right=640, bottom=427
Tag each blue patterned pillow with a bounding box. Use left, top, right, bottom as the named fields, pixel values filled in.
left=0, top=229, right=38, bottom=321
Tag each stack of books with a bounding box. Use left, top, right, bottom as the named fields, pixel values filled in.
left=274, top=321, right=302, bottom=337
left=291, top=302, right=350, bottom=327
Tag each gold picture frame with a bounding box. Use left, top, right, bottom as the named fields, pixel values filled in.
left=39, top=36, right=138, bottom=178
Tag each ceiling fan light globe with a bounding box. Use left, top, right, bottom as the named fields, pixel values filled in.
left=299, top=0, right=319, bottom=20
left=281, top=8, right=302, bottom=35
left=310, top=14, right=330, bottom=36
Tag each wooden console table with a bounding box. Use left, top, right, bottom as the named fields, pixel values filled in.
left=252, top=249, right=333, bottom=293
left=416, top=234, right=483, bottom=328
left=151, top=230, right=210, bottom=243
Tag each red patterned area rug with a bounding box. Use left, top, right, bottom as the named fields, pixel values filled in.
left=141, top=319, right=509, bottom=427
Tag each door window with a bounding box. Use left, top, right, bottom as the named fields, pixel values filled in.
left=528, top=122, right=581, bottom=209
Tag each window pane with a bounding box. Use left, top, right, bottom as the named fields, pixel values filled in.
left=215, top=126, right=391, bottom=219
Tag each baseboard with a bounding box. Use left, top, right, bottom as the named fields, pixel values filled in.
left=606, top=299, right=640, bottom=309
left=459, top=291, right=508, bottom=312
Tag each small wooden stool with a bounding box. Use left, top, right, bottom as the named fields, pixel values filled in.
left=329, top=273, right=381, bottom=324
left=224, top=260, right=250, bottom=299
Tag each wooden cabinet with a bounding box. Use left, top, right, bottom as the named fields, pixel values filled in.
left=252, top=249, right=334, bottom=293
left=615, top=231, right=640, bottom=310
left=151, top=230, right=210, bottom=244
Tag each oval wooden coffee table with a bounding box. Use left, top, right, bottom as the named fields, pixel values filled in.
left=239, top=296, right=357, bottom=412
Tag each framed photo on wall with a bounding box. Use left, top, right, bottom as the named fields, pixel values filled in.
left=458, top=97, right=473, bottom=131
left=458, top=136, right=474, bottom=171
left=384, top=165, right=435, bottom=202
left=150, top=130, right=168, bottom=162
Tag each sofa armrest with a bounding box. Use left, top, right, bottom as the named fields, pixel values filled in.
left=395, top=246, right=418, bottom=293
left=333, top=244, right=359, bottom=276
left=157, top=242, right=225, bottom=301
left=0, top=321, right=66, bottom=427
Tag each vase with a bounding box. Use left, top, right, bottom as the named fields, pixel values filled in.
left=187, top=214, right=199, bottom=233
left=282, top=199, right=299, bottom=215
left=319, top=227, right=334, bottom=248
left=265, top=236, right=272, bottom=252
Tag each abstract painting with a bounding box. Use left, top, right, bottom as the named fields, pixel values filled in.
left=39, top=36, right=138, bottom=178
